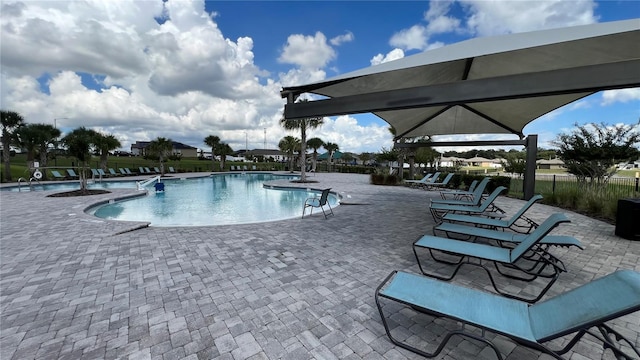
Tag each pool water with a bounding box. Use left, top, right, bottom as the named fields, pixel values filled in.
left=88, top=174, right=339, bottom=226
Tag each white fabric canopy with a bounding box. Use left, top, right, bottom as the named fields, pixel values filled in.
left=282, top=19, right=640, bottom=139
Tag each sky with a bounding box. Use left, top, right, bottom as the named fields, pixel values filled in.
left=1, top=0, right=639, bottom=155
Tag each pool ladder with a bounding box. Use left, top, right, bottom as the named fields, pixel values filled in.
left=17, top=177, right=44, bottom=192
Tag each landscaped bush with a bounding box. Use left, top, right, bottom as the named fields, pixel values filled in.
left=369, top=172, right=400, bottom=185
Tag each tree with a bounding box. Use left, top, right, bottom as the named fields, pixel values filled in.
left=1, top=110, right=25, bottom=182
left=501, top=154, right=527, bottom=178
left=204, top=135, right=221, bottom=171
left=552, top=122, right=640, bottom=185
left=147, top=137, right=173, bottom=176
left=323, top=142, right=339, bottom=172
left=217, top=143, right=233, bottom=171
left=278, top=136, right=300, bottom=172
left=415, top=146, right=440, bottom=171
left=16, top=123, right=60, bottom=180
left=306, top=137, right=324, bottom=172
left=359, top=152, right=373, bottom=166
left=62, top=127, right=99, bottom=192
left=94, top=133, right=121, bottom=171
left=280, top=99, right=323, bottom=182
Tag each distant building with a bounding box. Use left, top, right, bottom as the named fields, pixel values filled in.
left=237, top=149, right=287, bottom=162
left=130, top=141, right=198, bottom=158
left=536, top=158, right=565, bottom=170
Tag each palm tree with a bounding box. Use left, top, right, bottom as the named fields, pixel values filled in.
left=280, top=99, right=323, bottom=182
left=306, top=137, right=324, bottom=172
left=204, top=135, right=221, bottom=171
left=1, top=110, right=25, bottom=182
left=278, top=136, right=300, bottom=173
left=62, top=127, right=99, bottom=192
left=147, top=137, right=173, bottom=176
left=217, top=142, right=233, bottom=171
left=323, top=142, right=339, bottom=172
left=94, top=133, right=121, bottom=171
left=16, top=123, right=60, bottom=180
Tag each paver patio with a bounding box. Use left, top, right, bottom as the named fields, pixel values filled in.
left=1, top=172, right=638, bottom=359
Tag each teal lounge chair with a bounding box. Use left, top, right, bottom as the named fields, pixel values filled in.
left=424, top=173, right=454, bottom=190
left=119, top=168, right=127, bottom=176
left=108, top=168, right=119, bottom=176
left=429, top=186, right=506, bottom=222
left=169, top=167, right=176, bottom=173
left=404, top=173, right=432, bottom=185
left=97, top=169, right=107, bottom=177
left=91, top=169, right=100, bottom=177
left=51, top=170, right=66, bottom=180
left=376, top=269, right=640, bottom=359
left=440, top=194, right=543, bottom=234
left=139, top=167, right=146, bottom=174
left=431, top=177, right=490, bottom=205
left=66, top=169, right=78, bottom=179
left=145, top=167, right=152, bottom=174
left=440, top=179, right=478, bottom=200
left=124, top=168, right=134, bottom=175
left=154, top=167, right=161, bottom=174
left=413, top=213, right=570, bottom=303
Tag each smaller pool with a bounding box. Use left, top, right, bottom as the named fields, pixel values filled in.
left=87, top=174, right=339, bottom=226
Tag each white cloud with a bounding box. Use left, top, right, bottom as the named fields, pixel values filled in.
left=278, top=32, right=336, bottom=69
left=315, top=115, right=393, bottom=153
left=370, top=49, right=405, bottom=66
left=330, top=31, right=354, bottom=46
left=601, top=88, right=640, bottom=105
left=390, top=25, right=428, bottom=51
left=460, top=0, right=598, bottom=36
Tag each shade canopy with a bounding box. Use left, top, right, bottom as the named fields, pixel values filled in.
left=281, top=19, right=640, bottom=140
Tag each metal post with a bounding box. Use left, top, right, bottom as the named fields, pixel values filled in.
left=523, top=135, right=538, bottom=200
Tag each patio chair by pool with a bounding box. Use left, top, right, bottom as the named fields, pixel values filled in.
left=90, top=169, right=100, bottom=177
left=413, top=213, right=570, bottom=303
left=66, top=169, right=78, bottom=179
left=169, top=167, right=176, bottom=173
left=154, top=167, right=161, bottom=174
left=375, top=269, right=640, bottom=359
left=439, top=194, right=543, bottom=234
left=429, top=186, right=506, bottom=222
left=138, top=167, right=146, bottom=174
left=145, top=167, right=152, bottom=174
left=97, top=169, right=107, bottom=177
left=230, top=166, right=236, bottom=171
left=302, top=188, right=334, bottom=219
left=119, top=168, right=128, bottom=176
left=423, top=173, right=454, bottom=190
left=108, top=168, right=119, bottom=176
left=51, top=170, right=66, bottom=180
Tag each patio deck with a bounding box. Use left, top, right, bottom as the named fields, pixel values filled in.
left=1, top=172, right=638, bottom=359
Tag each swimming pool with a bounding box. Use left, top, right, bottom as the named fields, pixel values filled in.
left=87, top=174, right=339, bottom=226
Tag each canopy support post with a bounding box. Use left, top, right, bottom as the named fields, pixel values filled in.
left=524, top=135, right=537, bottom=200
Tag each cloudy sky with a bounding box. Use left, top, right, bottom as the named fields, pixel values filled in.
left=1, top=0, right=639, bottom=154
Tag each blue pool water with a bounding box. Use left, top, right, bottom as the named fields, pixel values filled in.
left=87, top=174, right=339, bottom=226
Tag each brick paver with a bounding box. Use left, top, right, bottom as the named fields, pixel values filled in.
left=1, top=172, right=638, bottom=359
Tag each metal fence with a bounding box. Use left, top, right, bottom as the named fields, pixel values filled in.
left=510, top=174, right=640, bottom=200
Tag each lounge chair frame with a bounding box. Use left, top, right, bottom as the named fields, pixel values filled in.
left=414, top=213, right=570, bottom=303
left=375, top=270, right=640, bottom=360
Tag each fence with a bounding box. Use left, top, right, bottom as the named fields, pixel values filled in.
left=509, top=174, right=640, bottom=200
